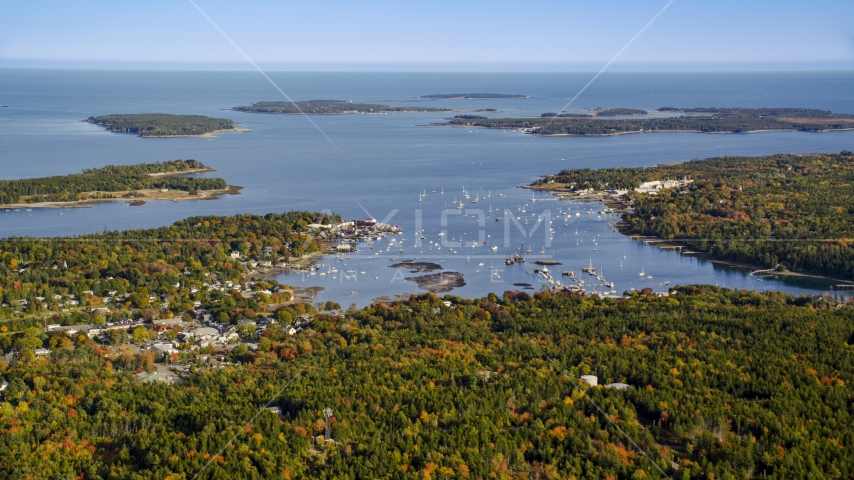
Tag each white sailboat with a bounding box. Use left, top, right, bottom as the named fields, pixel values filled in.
left=639, top=266, right=645, bottom=276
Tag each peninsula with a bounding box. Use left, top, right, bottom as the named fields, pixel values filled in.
left=419, top=93, right=530, bottom=99
left=85, top=113, right=238, bottom=138
left=232, top=100, right=450, bottom=114
left=0, top=160, right=237, bottom=208
left=446, top=107, right=854, bottom=135
left=531, top=150, right=854, bottom=280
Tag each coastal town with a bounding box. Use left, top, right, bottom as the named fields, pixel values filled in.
left=0, top=216, right=402, bottom=384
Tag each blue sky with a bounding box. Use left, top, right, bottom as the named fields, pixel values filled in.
left=1, top=0, right=852, bottom=71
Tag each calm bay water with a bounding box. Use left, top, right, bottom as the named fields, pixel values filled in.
left=1, top=69, right=853, bottom=305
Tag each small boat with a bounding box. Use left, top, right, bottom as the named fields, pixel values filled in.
left=491, top=245, right=498, bottom=251
left=639, top=267, right=645, bottom=276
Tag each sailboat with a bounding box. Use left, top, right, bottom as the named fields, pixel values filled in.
left=639, top=266, right=645, bottom=276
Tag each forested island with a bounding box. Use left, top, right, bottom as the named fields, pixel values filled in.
left=534, top=151, right=854, bottom=279
left=0, top=160, right=233, bottom=207
left=594, top=108, right=648, bottom=116
left=420, top=93, right=530, bottom=99
left=86, top=114, right=237, bottom=138
left=447, top=107, right=854, bottom=135
left=232, top=100, right=450, bottom=114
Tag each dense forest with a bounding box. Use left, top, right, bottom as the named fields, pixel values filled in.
left=536, top=151, right=854, bottom=279
left=419, top=93, right=530, bottom=99
left=0, top=210, right=338, bottom=331
left=447, top=107, right=854, bottom=135
left=233, top=100, right=450, bottom=114
left=0, top=160, right=226, bottom=205
left=0, top=287, right=852, bottom=478
left=86, top=114, right=236, bottom=138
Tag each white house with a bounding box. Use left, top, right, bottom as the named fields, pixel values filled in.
left=34, top=348, right=51, bottom=358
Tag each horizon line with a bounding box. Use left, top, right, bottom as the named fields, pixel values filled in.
left=2, top=60, right=853, bottom=74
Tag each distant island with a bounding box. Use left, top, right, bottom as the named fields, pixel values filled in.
left=0, top=160, right=238, bottom=208
left=85, top=114, right=238, bottom=138
left=446, top=107, right=854, bottom=136
left=232, top=100, right=450, bottom=114
left=531, top=150, right=854, bottom=280
left=592, top=108, right=647, bottom=116
left=420, top=93, right=530, bottom=99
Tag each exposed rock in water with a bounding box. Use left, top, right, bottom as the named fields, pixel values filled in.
left=390, top=261, right=442, bottom=273
left=405, top=271, right=465, bottom=293
left=532, top=260, right=561, bottom=265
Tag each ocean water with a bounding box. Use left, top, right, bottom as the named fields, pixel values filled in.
left=1, top=69, right=853, bottom=305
